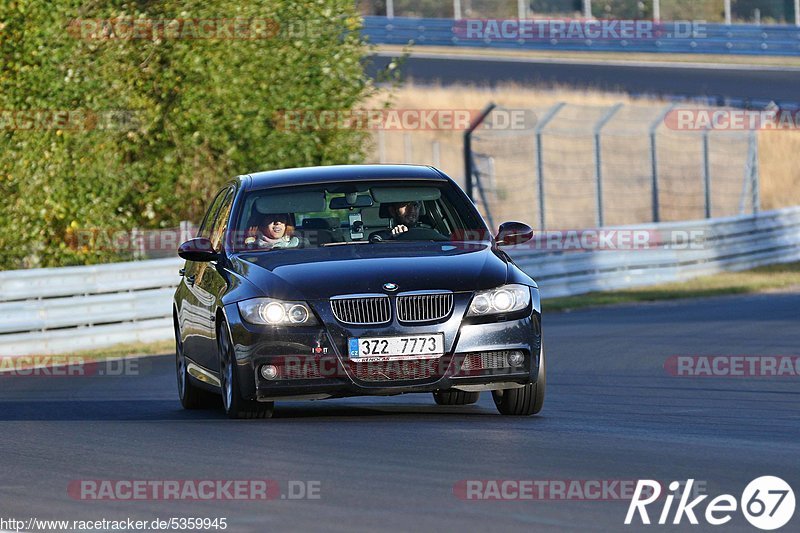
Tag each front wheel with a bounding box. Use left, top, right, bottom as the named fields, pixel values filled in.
left=492, top=347, right=546, bottom=416
left=217, top=319, right=274, bottom=419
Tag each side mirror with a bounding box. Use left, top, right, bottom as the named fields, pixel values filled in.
left=178, top=237, right=218, bottom=262
left=495, top=222, right=534, bottom=247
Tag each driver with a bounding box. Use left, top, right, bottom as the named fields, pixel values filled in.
left=386, top=200, right=422, bottom=236
left=369, top=200, right=447, bottom=242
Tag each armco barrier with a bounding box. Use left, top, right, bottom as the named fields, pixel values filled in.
left=1, top=207, right=799, bottom=356
left=363, top=16, right=800, bottom=56
left=0, top=258, right=182, bottom=356
left=509, top=206, right=800, bottom=298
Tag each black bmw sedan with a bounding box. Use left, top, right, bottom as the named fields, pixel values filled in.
left=173, top=165, right=544, bottom=419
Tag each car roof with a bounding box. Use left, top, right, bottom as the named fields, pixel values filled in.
left=240, top=164, right=449, bottom=191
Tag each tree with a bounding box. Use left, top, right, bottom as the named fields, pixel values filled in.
left=0, top=0, right=374, bottom=269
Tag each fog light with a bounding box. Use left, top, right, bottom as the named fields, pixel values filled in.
left=506, top=351, right=525, bottom=367
left=260, top=364, right=279, bottom=380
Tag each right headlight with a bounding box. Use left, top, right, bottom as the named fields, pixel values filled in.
left=467, top=284, right=531, bottom=317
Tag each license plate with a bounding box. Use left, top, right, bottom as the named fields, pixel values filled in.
left=348, top=334, right=445, bottom=361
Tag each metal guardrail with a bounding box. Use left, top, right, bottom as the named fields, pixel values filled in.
left=363, top=16, right=800, bottom=56
left=1, top=206, right=798, bottom=355
left=0, top=258, right=182, bottom=356
left=510, top=206, right=800, bottom=298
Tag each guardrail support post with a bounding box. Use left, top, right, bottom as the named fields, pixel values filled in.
left=535, top=102, right=566, bottom=230
left=751, top=131, right=761, bottom=213
left=649, top=103, right=676, bottom=223
left=593, top=104, right=623, bottom=228
left=703, top=128, right=712, bottom=218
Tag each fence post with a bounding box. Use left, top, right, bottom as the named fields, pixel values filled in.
left=432, top=140, right=441, bottom=168
left=653, top=0, right=661, bottom=22
left=702, top=127, right=712, bottom=219
left=649, top=103, right=676, bottom=223
left=387, top=0, right=394, bottom=19
left=593, top=104, right=623, bottom=227
left=463, top=103, right=496, bottom=201
left=453, top=0, right=462, bottom=20
left=724, top=0, right=732, bottom=24
left=535, top=103, right=566, bottom=230
left=583, top=0, right=592, bottom=18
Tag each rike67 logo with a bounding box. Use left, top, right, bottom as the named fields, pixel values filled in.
left=626, top=477, right=795, bottom=530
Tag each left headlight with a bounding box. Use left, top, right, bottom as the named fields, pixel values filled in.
left=467, top=284, right=531, bottom=317
left=238, top=298, right=319, bottom=326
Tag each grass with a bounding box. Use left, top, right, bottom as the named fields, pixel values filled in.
left=377, top=44, right=800, bottom=68
left=545, top=261, right=800, bottom=312
left=65, top=339, right=174, bottom=362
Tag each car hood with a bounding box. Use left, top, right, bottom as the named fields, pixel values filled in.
left=229, top=242, right=509, bottom=300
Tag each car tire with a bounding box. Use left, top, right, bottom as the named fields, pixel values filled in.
left=492, top=346, right=546, bottom=416
left=432, top=390, right=480, bottom=405
left=175, top=320, right=217, bottom=410
left=217, top=318, right=274, bottom=420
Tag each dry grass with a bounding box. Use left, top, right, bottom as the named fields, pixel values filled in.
left=758, top=130, right=800, bottom=210
left=365, top=83, right=800, bottom=226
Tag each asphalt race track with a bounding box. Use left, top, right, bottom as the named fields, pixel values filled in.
left=367, top=53, right=800, bottom=104
left=1, top=293, right=798, bottom=532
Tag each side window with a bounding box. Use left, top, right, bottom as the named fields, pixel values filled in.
left=209, top=190, right=234, bottom=252
left=198, top=188, right=228, bottom=240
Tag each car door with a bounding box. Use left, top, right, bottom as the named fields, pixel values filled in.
left=191, top=187, right=235, bottom=370
left=180, top=187, right=228, bottom=367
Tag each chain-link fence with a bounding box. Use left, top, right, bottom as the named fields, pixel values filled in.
left=368, top=102, right=760, bottom=230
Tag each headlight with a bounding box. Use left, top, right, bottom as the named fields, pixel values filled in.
left=238, top=298, right=318, bottom=326
left=467, top=284, right=531, bottom=317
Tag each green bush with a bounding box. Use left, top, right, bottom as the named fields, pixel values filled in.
left=0, top=0, right=376, bottom=269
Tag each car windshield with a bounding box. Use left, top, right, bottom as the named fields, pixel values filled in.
left=229, top=180, right=489, bottom=252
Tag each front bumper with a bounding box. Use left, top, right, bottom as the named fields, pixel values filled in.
left=224, top=291, right=542, bottom=402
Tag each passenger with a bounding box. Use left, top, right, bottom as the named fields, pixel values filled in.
left=245, top=213, right=300, bottom=250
